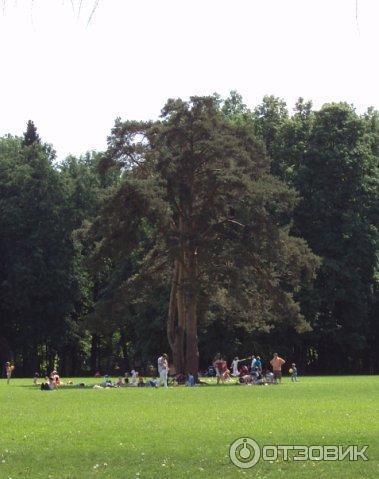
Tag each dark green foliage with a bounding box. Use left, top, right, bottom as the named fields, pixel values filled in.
left=22, top=120, right=40, bottom=147
left=0, top=130, right=77, bottom=374
left=253, top=99, right=379, bottom=373
left=293, top=104, right=378, bottom=372
left=91, top=96, right=318, bottom=374
left=0, top=96, right=377, bottom=375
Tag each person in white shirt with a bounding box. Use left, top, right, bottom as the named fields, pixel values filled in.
left=130, top=370, right=138, bottom=386
left=230, top=357, right=241, bottom=376
left=157, top=353, right=169, bottom=388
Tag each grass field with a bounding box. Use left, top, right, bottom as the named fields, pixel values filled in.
left=0, top=376, right=378, bottom=479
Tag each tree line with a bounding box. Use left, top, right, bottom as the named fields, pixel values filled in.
left=0, top=93, right=378, bottom=376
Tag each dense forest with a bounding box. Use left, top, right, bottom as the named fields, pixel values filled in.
left=0, top=93, right=378, bottom=376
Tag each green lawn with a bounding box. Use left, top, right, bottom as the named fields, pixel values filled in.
left=0, top=376, right=378, bottom=478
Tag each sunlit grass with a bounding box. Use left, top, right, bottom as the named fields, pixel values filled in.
left=0, top=376, right=378, bottom=478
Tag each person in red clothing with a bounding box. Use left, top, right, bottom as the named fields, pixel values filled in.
left=213, top=355, right=227, bottom=384
left=221, top=361, right=231, bottom=382
left=270, top=353, right=285, bottom=384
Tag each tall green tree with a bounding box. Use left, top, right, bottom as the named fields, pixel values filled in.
left=293, top=103, right=378, bottom=372
left=93, top=96, right=318, bottom=376
left=22, top=120, right=40, bottom=147
left=58, top=152, right=120, bottom=374
left=253, top=95, right=288, bottom=176
left=0, top=126, right=79, bottom=374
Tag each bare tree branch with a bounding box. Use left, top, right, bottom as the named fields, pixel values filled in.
left=87, top=0, right=100, bottom=27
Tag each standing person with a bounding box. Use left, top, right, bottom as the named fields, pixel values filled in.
left=157, top=353, right=169, bottom=388
left=250, top=355, right=257, bottom=373
left=213, top=355, right=225, bottom=384
left=230, top=357, right=241, bottom=377
left=5, top=362, right=14, bottom=384
left=255, top=356, right=262, bottom=374
left=270, top=353, right=285, bottom=384
left=290, top=363, right=298, bottom=382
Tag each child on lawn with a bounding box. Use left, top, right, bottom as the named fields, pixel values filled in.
left=291, top=363, right=298, bottom=382
left=5, top=362, right=14, bottom=384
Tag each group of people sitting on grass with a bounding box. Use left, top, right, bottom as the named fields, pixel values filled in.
left=92, top=353, right=174, bottom=389
left=38, top=370, right=63, bottom=390
left=21, top=350, right=298, bottom=390
left=92, top=351, right=298, bottom=388
left=95, top=371, right=161, bottom=389
left=212, top=352, right=298, bottom=385
left=93, top=361, right=197, bottom=389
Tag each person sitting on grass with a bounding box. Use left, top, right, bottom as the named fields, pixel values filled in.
left=186, top=373, right=195, bottom=387
left=239, top=365, right=249, bottom=380
left=40, top=377, right=50, bottom=391
left=265, top=371, right=275, bottom=384
left=51, top=370, right=61, bottom=387
left=242, top=373, right=253, bottom=385
left=138, top=376, right=146, bottom=387
left=102, top=375, right=115, bottom=387
left=123, top=372, right=129, bottom=385
left=169, top=374, right=181, bottom=386
left=116, top=377, right=124, bottom=387
left=222, top=367, right=231, bottom=382
left=174, top=373, right=186, bottom=385
left=250, top=369, right=261, bottom=384
left=254, top=370, right=268, bottom=385
left=130, top=370, right=139, bottom=386
left=254, top=374, right=267, bottom=385
left=148, top=378, right=158, bottom=387
left=33, top=372, right=40, bottom=385
left=147, top=364, right=156, bottom=377
left=48, top=376, right=56, bottom=390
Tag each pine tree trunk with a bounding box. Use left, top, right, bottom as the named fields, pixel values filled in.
left=185, top=251, right=199, bottom=378
left=167, top=260, right=185, bottom=374
left=174, top=204, right=200, bottom=378
left=185, top=296, right=199, bottom=377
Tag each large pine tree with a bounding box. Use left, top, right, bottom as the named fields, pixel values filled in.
left=92, top=96, right=318, bottom=375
